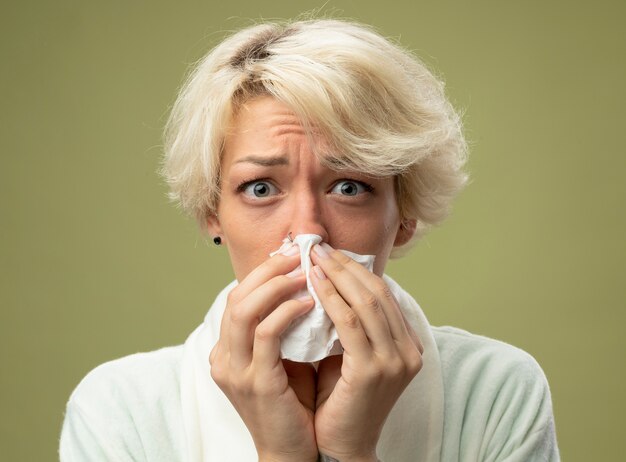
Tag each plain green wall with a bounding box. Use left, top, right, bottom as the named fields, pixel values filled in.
left=1, top=1, right=624, bottom=460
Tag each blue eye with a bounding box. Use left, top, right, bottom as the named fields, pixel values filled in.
left=330, top=180, right=371, bottom=196
left=241, top=180, right=278, bottom=198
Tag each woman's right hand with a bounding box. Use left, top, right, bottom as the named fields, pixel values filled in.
left=209, top=247, right=318, bottom=462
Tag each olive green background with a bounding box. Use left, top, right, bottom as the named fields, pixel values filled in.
left=1, top=1, right=624, bottom=460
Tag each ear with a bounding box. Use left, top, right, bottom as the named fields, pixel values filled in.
left=206, top=213, right=223, bottom=239
left=393, top=218, right=417, bottom=247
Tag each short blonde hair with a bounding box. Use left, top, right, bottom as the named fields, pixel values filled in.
left=160, top=18, right=468, bottom=257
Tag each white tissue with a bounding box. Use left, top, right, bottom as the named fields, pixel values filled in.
left=270, top=234, right=375, bottom=363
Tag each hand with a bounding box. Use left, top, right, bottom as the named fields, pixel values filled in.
left=209, top=248, right=318, bottom=462
left=310, top=243, right=424, bottom=461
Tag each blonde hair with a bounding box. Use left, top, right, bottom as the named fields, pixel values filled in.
left=160, top=18, right=469, bottom=257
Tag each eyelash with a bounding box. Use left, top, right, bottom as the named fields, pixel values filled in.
left=334, top=180, right=375, bottom=195
left=235, top=177, right=375, bottom=196
left=235, top=177, right=273, bottom=194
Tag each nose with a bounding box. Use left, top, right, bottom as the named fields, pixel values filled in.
left=288, top=187, right=329, bottom=243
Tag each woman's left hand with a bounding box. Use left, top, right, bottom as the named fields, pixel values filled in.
left=309, top=243, right=424, bottom=462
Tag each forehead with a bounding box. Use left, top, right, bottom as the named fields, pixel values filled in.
left=229, top=97, right=306, bottom=140
left=223, top=96, right=327, bottom=162
left=221, top=96, right=372, bottom=178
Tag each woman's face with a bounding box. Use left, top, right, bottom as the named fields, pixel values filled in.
left=208, top=96, right=415, bottom=280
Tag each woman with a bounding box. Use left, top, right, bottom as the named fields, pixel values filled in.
left=60, top=18, right=560, bottom=461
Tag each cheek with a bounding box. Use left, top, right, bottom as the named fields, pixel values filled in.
left=220, top=206, right=289, bottom=279
left=328, top=203, right=399, bottom=255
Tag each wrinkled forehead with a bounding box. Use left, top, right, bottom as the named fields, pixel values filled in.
left=223, top=95, right=347, bottom=167
left=230, top=96, right=307, bottom=137
left=224, top=89, right=400, bottom=183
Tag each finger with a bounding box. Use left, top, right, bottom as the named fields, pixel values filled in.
left=230, top=246, right=302, bottom=304
left=219, top=247, right=301, bottom=351
left=310, top=245, right=394, bottom=353
left=229, top=273, right=307, bottom=369
left=321, top=244, right=424, bottom=363
left=252, top=296, right=315, bottom=368
left=309, top=265, right=370, bottom=359
left=314, top=243, right=412, bottom=346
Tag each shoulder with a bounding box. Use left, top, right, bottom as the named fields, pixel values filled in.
left=432, top=326, right=560, bottom=461
left=60, top=345, right=185, bottom=461
left=432, top=325, right=552, bottom=407
left=67, top=344, right=183, bottom=407
left=432, top=325, right=548, bottom=380
left=66, top=344, right=185, bottom=429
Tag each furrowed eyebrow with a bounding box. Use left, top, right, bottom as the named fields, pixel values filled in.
left=234, top=155, right=289, bottom=166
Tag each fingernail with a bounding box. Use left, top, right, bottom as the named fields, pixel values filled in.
left=281, top=244, right=300, bottom=256
left=286, top=267, right=303, bottom=278
left=313, top=244, right=328, bottom=259
left=312, top=265, right=326, bottom=280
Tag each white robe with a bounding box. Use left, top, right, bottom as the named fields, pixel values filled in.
left=59, top=276, right=560, bottom=461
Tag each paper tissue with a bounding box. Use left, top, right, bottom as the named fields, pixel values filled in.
left=270, top=234, right=375, bottom=362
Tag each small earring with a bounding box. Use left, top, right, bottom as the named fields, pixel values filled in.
left=213, top=236, right=222, bottom=245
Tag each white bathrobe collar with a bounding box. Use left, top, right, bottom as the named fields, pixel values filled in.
left=180, top=275, right=444, bottom=461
